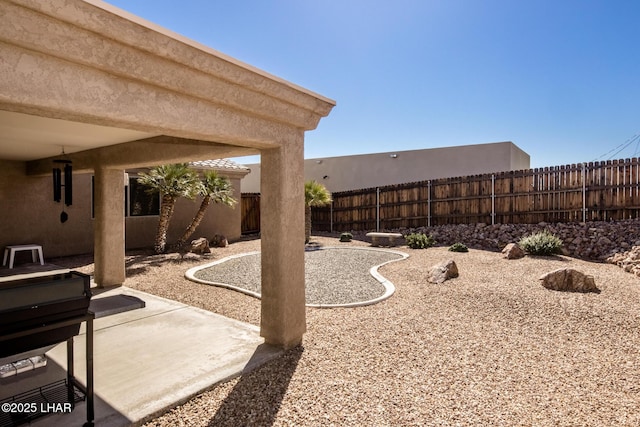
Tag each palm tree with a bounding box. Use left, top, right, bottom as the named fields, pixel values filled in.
left=137, top=164, right=200, bottom=254
left=305, top=180, right=331, bottom=243
left=174, top=170, right=237, bottom=250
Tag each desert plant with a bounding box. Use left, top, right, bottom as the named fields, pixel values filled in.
left=448, top=242, right=469, bottom=252
left=339, top=232, right=353, bottom=242
left=305, top=180, right=332, bottom=243
left=137, top=164, right=200, bottom=254
left=405, top=233, right=436, bottom=249
left=174, top=170, right=237, bottom=251
left=518, top=230, right=563, bottom=256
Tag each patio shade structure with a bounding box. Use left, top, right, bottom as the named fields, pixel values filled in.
left=0, top=0, right=335, bottom=348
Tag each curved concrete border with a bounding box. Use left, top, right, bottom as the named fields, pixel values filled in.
left=305, top=246, right=408, bottom=308
left=185, top=251, right=262, bottom=299
left=185, top=247, right=409, bottom=308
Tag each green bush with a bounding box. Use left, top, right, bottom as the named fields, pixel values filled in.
left=339, top=232, right=353, bottom=242
left=405, top=233, right=436, bottom=249
left=448, top=242, right=469, bottom=252
left=518, top=230, right=563, bottom=256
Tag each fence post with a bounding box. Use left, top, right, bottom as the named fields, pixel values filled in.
left=582, top=162, right=587, bottom=223
left=376, top=187, right=380, bottom=231
left=330, top=200, right=333, bottom=233
left=427, top=180, right=431, bottom=227
left=491, top=174, right=496, bottom=225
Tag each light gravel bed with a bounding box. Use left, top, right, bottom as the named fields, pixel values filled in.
left=189, top=247, right=405, bottom=306
left=51, top=236, right=640, bottom=426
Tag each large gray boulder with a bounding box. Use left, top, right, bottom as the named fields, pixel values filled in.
left=539, top=268, right=599, bottom=293
left=427, top=259, right=459, bottom=284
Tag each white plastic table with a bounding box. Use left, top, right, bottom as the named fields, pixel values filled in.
left=2, top=244, right=44, bottom=269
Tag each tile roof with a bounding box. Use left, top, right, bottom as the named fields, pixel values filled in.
left=190, top=158, right=250, bottom=171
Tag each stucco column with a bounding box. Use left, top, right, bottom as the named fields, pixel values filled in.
left=93, top=167, right=126, bottom=287
left=260, top=135, right=306, bottom=349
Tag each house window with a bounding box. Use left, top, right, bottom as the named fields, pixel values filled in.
left=128, top=176, right=160, bottom=217
left=91, top=175, right=160, bottom=217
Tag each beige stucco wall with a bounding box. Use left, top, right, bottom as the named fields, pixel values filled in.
left=0, top=160, right=95, bottom=259
left=241, top=141, right=530, bottom=193
left=0, top=161, right=243, bottom=259
left=510, top=143, right=531, bottom=171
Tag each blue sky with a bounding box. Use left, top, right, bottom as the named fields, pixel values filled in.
left=106, top=0, right=639, bottom=168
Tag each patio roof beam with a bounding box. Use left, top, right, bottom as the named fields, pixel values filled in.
left=26, top=136, right=257, bottom=175
left=0, top=0, right=335, bottom=149
left=1, top=0, right=334, bottom=130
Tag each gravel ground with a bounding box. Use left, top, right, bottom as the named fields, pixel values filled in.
left=191, top=248, right=404, bottom=305
left=51, top=235, right=640, bottom=426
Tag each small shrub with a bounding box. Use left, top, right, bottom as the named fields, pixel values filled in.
left=448, top=242, right=469, bottom=252
left=405, top=233, right=436, bottom=249
left=518, top=230, right=563, bottom=256
left=339, top=232, right=353, bottom=242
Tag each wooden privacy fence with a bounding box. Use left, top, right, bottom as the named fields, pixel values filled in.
left=312, top=159, right=640, bottom=232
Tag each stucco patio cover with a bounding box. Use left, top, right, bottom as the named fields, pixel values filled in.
left=0, top=0, right=335, bottom=348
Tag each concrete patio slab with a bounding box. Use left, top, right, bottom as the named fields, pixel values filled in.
left=1, top=287, right=282, bottom=427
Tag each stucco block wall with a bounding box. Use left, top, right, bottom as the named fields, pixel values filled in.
left=0, top=161, right=242, bottom=258
left=241, top=141, right=530, bottom=193
left=510, top=143, right=531, bottom=171
left=0, top=160, right=95, bottom=258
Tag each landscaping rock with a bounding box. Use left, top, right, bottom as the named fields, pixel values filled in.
left=190, top=237, right=211, bottom=254
left=370, top=218, right=640, bottom=260
left=427, top=259, right=459, bottom=284
left=607, top=245, right=640, bottom=277
left=539, top=268, right=599, bottom=293
left=502, top=243, right=525, bottom=259
left=210, top=234, right=228, bottom=248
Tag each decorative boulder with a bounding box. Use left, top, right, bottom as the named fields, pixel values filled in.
left=210, top=234, right=228, bottom=248
left=190, top=237, right=211, bottom=254
left=427, top=259, right=459, bottom=284
left=502, top=243, right=525, bottom=259
left=539, top=268, right=599, bottom=293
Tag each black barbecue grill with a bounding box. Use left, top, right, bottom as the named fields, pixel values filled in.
left=0, top=269, right=94, bottom=427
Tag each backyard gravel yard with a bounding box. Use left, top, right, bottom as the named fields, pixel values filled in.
left=55, top=235, right=640, bottom=426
